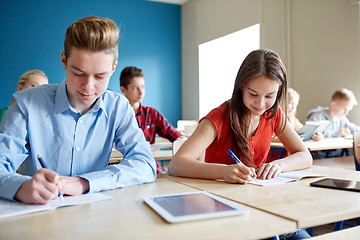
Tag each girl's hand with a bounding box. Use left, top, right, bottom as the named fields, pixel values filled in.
left=221, top=164, right=255, bottom=184
left=256, top=162, right=282, bottom=179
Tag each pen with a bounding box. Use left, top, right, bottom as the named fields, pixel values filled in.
left=227, top=149, right=257, bottom=182
left=37, top=155, right=64, bottom=201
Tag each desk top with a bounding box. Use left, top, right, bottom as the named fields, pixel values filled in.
left=271, top=137, right=353, bottom=151
left=109, top=149, right=173, bottom=164
left=167, top=165, right=360, bottom=229
left=0, top=177, right=296, bottom=240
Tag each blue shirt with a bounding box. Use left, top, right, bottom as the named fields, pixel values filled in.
left=0, top=80, right=156, bottom=201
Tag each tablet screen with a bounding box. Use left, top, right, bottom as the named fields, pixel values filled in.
left=143, top=191, right=248, bottom=223
left=310, top=178, right=360, bottom=192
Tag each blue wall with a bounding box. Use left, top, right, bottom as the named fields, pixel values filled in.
left=0, top=0, right=181, bottom=125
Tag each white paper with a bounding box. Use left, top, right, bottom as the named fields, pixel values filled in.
left=0, top=193, right=112, bottom=219
left=249, top=171, right=327, bottom=186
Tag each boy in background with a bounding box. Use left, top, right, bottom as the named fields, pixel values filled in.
left=307, top=88, right=360, bottom=158
left=307, top=88, right=360, bottom=138
left=120, top=66, right=183, bottom=172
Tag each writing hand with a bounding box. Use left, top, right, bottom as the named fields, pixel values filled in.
left=14, top=168, right=61, bottom=204
left=221, top=162, right=255, bottom=184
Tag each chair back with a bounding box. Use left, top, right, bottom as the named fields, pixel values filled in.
left=172, top=138, right=205, bottom=161
left=353, top=132, right=360, bottom=171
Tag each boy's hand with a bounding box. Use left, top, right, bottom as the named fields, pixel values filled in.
left=312, top=132, right=323, bottom=141
left=339, top=127, right=351, bottom=137
left=14, top=168, right=60, bottom=204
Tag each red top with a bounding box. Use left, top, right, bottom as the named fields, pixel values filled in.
left=136, top=104, right=182, bottom=144
left=201, top=102, right=283, bottom=168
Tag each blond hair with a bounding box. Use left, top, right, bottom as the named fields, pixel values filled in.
left=18, top=69, right=47, bottom=87
left=332, top=88, right=358, bottom=106
left=288, top=88, right=300, bottom=105
left=64, top=16, right=119, bottom=64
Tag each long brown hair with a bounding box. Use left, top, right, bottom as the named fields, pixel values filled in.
left=228, top=49, right=287, bottom=166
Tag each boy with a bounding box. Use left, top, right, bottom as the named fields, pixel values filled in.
left=120, top=66, right=183, bottom=172
left=0, top=16, right=156, bottom=204
left=307, top=88, right=360, bottom=158
left=307, top=88, right=360, bottom=138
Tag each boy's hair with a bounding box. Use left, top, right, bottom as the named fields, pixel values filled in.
left=332, top=88, right=358, bottom=106
left=120, top=66, right=144, bottom=88
left=18, top=69, right=47, bottom=86
left=64, top=16, right=119, bottom=64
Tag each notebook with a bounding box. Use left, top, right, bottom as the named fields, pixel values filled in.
left=249, top=171, right=327, bottom=186
left=0, top=192, right=112, bottom=219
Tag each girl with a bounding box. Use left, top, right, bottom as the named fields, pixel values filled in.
left=168, top=49, right=312, bottom=182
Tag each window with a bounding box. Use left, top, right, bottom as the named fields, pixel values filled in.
left=198, top=24, right=260, bottom=118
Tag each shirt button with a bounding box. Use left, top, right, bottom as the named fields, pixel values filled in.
left=79, top=119, right=83, bottom=123
left=76, top=147, right=80, bottom=151
left=147, top=125, right=150, bottom=129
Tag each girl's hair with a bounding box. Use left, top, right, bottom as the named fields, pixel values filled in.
left=120, top=66, right=144, bottom=88
left=228, top=49, right=287, bottom=166
left=64, top=16, right=119, bottom=64
left=18, top=69, right=47, bottom=87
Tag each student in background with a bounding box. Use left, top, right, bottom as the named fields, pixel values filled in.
left=307, top=88, right=360, bottom=138
left=0, top=16, right=156, bottom=204
left=168, top=49, right=312, bottom=239
left=287, top=88, right=322, bottom=141
left=0, top=69, right=48, bottom=123
left=120, top=66, right=183, bottom=172
left=287, top=88, right=303, bottom=132
left=307, top=88, right=360, bottom=158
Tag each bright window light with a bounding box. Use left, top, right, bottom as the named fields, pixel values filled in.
left=199, top=24, right=260, bottom=118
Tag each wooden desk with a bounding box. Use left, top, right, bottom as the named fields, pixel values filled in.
left=0, top=178, right=297, bottom=240
left=167, top=165, right=360, bottom=229
left=271, top=137, right=353, bottom=151
left=109, top=149, right=173, bottom=165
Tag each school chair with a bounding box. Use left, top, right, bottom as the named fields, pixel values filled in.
left=177, top=120, right=198, bottom=137
left=172, top=138, right=205, bottom=161
left=334, top=131, right=360, bottom=231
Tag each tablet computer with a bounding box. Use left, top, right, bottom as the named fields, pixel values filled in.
left=143, top=191, right=248, bottom=223
left=310, top=178, right=360, bottom=192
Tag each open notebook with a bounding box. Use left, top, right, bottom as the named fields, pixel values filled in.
left=250, top=171, right=327, bottom=186
left=0, top=193, right=112, bottom=219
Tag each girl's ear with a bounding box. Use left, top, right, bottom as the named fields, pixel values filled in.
left=17, top=85, right=23, bottom=91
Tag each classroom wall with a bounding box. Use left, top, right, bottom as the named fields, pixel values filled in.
left=0, top=0, right=181, bottom=126
left=182, top=0, right=360, bottom=125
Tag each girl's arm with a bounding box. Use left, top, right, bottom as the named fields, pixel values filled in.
left=257, top=120, right=313, bottom=179
left=168, top=119, right=255, bottom=183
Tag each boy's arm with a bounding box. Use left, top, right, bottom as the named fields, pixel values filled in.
left=0, top=102, right=33, bottom=201
left=155, top=110, right=182, bottom=141
left=78, top=104, right=156, bottom=193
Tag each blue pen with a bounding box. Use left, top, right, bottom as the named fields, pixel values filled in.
left=37, top=155, right=64, bottom=201
left=227, top=150, right=257, bottom=182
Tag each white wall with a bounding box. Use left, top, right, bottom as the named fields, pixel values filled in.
left=182, top=0, right=360, bottom=125
left=290, top=0, right=360, bottom=123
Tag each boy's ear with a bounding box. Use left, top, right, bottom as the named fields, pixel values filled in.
left=61, top=51, right=67, bottom=70
left=120, top=86, right=126, bottom=94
